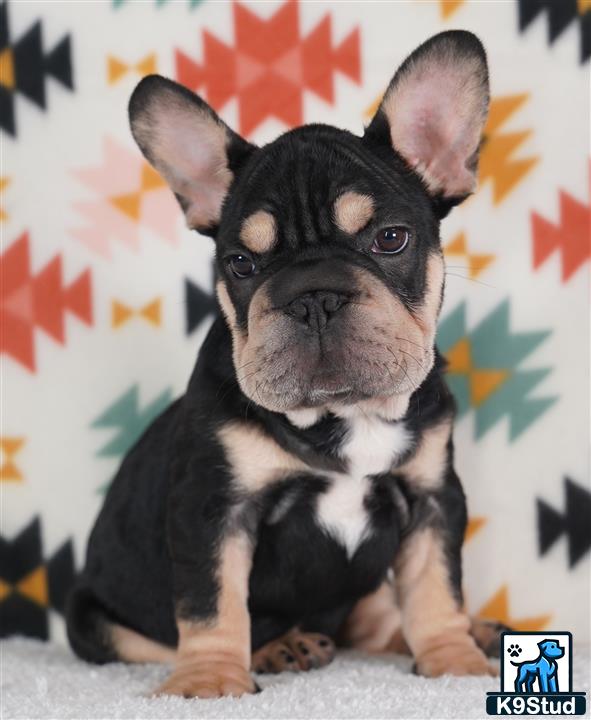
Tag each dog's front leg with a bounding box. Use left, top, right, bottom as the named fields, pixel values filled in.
left=156, top=456, right=257, bottom=699
left=394, top=440, right=493, bottom=677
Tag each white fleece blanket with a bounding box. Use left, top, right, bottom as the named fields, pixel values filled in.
left=2, top=639, right=589, bottom=720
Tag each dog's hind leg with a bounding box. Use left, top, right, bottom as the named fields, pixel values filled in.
left=66, top=584, right=176, bottom=665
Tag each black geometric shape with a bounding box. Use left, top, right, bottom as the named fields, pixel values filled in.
left=185, top=277, right=216, bottom=335
left=0, top=516, right=43, bottom=584
left=0, top=0, right=74, bottom=136
left=0, top=516, right=77, bottom=639
left=47, top=540, right=76, bottom=614
left=537, top=477, right=591, bottom=568
left=517, top=0, right=590, bottom=64
left=0, top=595, right=48, bottom=640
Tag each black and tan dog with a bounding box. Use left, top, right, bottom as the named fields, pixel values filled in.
left=67, top=31, right=504, bottom=698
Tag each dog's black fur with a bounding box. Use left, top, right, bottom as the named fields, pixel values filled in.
left=67, top=30, right=497, bottom=695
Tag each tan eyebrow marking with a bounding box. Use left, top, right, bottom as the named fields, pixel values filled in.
left=239, top=210, right=277, bottom=254
left=333, top=191, right=375, bottom=234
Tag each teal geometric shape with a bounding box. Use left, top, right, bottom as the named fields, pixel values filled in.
left=437, top=301, right=467, bottom=354
left=437, top=299, right=557, bottom=442
left=446, top=373, right=470, bottom=418
left=475, top=368, right=557, bottom=442
left=92, top=384, right=172, bottom=458
left=469, top=299, right=550, bottom=369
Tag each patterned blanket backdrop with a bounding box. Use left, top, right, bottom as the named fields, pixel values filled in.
left=1, top=0, right=590, bottom=649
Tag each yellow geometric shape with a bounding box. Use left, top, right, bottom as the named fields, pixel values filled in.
left=486, top=94, right=530, bottom=135
left=465, top=516, right=487, bottom=542
left=0, top=176, right=9, bottom=222
left=439, top=0, right=465, bottom=18
left=0, top=437, right=25, bottom=482
left=141, top=163, right=166, bottom=192
left=107, top=56, right=128, bottom=85
left=363, top=94, right=383, bottom=121
left=112, top=300, right=133, bottom=329
left=445, top=233, right=468, bottom=256
left=578, top=0, right=591, bottom=14
left=140, top=298, right=161, bottom=326
left=445, top=232, right=496, bottom=279
left=470, top=369, right=510, bottom=407
left=110, top=192, right=141, bottom=221
left=478, top=586, right=552, bottom=632
left=0, top=578, right=12, bottom=602
left=136, top=53, right=157, bottom=77
left=0, top=48, right=15, bottom=90
left=467, top=253, right=495, bottom=279
left=446, top=338, right=472, bottom=374
left=17, top=566, right=48, bottom=607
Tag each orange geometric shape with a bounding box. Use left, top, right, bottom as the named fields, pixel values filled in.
left=447, top=338, right=472, bottom=374
left=465, top=516, right=487, bottom=542
left=16, top=566, right=48, bottom=607
left=110, top=191, right=141, bottom=221
left=439, top=0, right=466, bottom=18
left=175, top=0, right=361, bottom=137
left=0, top=437, right=25, bottom=482
left=478, top=586, right=552, bottom=631
left=532, top=181, right=591, bottom=282
left=479, top=94, right=539, bottom=205
left=112, top=300, right=133, bottom=329
left=107, top=53, right=157, bottom=84
left=444, top=232, right=495, bottom=279
left=0, top=233, right=93, bottom=372
left=140, top=298, right=161, bottom=326
left=140, top=163, right=166, bottom=192
left=0, top=176, right=10, bottom=222
left=107, top=56, right=128, bottom=84
left=578, top=0, right=591, bottom=14
left=0, top=47, right=15, bottom=90
left=470, top=369, right=510, bottom=407
left=0, top=578, right=11, bottom=602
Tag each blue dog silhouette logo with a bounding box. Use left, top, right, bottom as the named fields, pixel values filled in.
left=511, top=639, right=564, bottom=694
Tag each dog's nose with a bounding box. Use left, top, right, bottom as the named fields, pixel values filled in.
left=285, top=291, right=350, bottom=331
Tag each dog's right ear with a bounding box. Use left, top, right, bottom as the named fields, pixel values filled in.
left=129, top=75, right=255, bottom=236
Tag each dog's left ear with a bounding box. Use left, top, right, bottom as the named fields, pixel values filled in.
left=365, top=31, right=489, bottom=213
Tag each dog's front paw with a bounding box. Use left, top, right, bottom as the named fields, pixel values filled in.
left=155, top=659, right=257, bottom=699
left=416, top=640, right=498, bottom=678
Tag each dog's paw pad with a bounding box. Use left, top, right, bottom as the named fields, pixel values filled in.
left=508, top=644, right=522, bottom=658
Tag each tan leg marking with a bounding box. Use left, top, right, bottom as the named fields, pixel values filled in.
left=252, top=629, right=335, bottom=674
left=111, top=624, right=176, bottom=664
left=333, top=191, right=374, bottom=234
left=217, top=420, right=307, bottom=491
left=394, top=415, right=452, bottom=489
left=340, top=581, right=409, bottom=654
left=155, top=534, right=257, bottom=698
left=395, top=528, right=495, bottom=677
left=240, top=210, right=277, bottom=254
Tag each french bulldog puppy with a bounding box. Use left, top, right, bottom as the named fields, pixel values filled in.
left=67, top=31, right=502, bottom=698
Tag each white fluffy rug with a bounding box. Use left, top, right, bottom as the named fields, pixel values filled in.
left=2, top=639, right=589, bottom=719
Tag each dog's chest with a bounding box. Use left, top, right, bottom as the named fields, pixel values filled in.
left=315, top=416, right=410, bottom=557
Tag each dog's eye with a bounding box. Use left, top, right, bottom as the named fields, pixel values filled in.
left=372, top=226, right=411, bottom=254
left=228, top=255, right=256, bottom=278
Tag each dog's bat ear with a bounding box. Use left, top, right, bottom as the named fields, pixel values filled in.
left=364, top=31, right=489, bottom=210
left=129, top=75, right=255, bottom=236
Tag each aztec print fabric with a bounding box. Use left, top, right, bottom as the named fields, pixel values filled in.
left=1, top=0, right=590, bottom=646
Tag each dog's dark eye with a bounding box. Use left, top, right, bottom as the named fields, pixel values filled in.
left=372, top=226, right=411, bottom=254
left=228, top=255, right=256, bottom=278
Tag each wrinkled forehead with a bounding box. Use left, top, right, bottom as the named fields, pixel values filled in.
left=219, top=126, right=429, bottom=252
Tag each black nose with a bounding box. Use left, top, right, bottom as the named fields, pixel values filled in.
left=285, top=291, right=350, bottom=331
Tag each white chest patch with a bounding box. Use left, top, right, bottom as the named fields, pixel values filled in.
left=316, top=415, right=410, bottom=558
